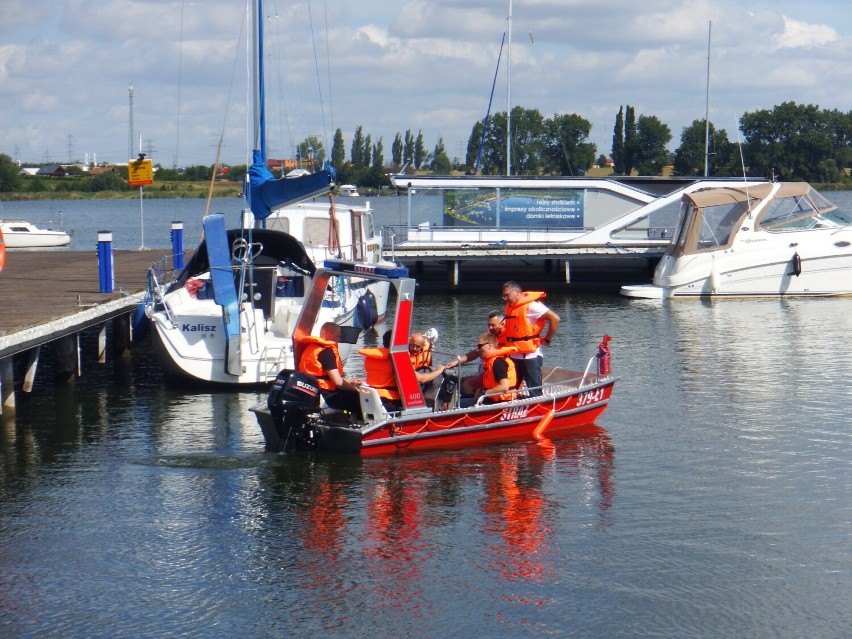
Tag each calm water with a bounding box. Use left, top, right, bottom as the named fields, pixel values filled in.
left=1, top=195, right=851, bottom=638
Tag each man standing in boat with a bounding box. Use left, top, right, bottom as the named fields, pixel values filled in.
left=297, top=322, right=363, bottom=418
left=501, top=281, right=560, bottom=397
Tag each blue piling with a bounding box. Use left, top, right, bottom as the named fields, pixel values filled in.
left=171, top=221, right=184, bottom=271
left=97, top=231, right=114, bottom=293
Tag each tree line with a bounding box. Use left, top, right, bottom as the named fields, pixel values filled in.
left=3, top=100, right=850, bottom=194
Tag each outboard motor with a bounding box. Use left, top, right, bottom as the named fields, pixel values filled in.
left=267, top=370, right=321, bottom=451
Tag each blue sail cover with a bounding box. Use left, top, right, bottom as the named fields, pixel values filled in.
left=248, top=150, right=332, bottom=220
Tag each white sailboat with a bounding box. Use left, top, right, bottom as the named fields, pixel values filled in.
left=144, top=0, right=387, bottom=385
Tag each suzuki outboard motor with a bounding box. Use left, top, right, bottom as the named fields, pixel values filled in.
left=267, top=370, right=321, bottom=451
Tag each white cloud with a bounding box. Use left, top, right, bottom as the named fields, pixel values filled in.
left=774, top=15, right=839, bottom=49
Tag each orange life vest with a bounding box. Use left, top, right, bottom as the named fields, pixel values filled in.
left=358, top=347, right=401, bottom=401
left=482, top=347, right=518, bottom=402
left=410, top=342, right=433, bottom=371
left=503, top=291, right=547, bottom=353
left=298, top=335, right=343, bottom=391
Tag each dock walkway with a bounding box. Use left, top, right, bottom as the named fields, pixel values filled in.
left=0, top=250, right=172, bottom=412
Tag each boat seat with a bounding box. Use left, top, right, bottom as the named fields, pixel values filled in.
left=358, top=386, right=388, bottom=423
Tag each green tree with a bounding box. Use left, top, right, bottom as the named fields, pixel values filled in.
left=623, top=105, right=637, bottom=175
left=363, top=134, right=372, bottom=168
left=543, top=113, right=596, bottom=175
left=296, top=136, right=325, bottom=168
left=740, top=102, right=850, bottom=181
left=673, top=119, right=738, bottom=177
left=331, top=128, right=346, bottom=168
left=91, top=169, right=127, bottom=192
left=633, top=115, right=672, bottom=175
left=611, top=106, right=624, bottom=173
left=372, top=137, right=385, bottom=171
left=350, top=126, right=365, bottom=166
left=465, top=120, right=485, bottom=173
left=0, top=153, right=21, bottom=192
left=403, top=130, right=415, bottom=167
left=414, top=130, right=426, bottom=169
left=391, top=133, right=403, bottom=166
left=431, top=137, right=452, bottom=173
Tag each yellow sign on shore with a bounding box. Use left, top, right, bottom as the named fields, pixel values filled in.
left=128, top=159, right=154, bottom=186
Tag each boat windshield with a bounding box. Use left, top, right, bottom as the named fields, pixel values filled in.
left=758, top=187, right=851, bottom=231
left=678, top=199, right=751, bottom=255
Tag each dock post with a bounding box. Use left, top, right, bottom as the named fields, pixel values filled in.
left=22, top=347, right=41, bottom=393
left=98, top=231, right=114, bottom=293
left=112, top=315, right=132, bottom=359
left=54, top=334, right=80, bottom=384
left=0, top=357, right=14, bottom=414
left=171, top=221, right=184, bottom=271
left=448, top=260, right=460, bottom=292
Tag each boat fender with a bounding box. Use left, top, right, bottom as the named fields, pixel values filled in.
left=185, top=277, right=204, bottom=298
left=533, top=409, right=556, bottom=440
left=596, top=334, right=612, bottom=377
left=0, top=228, right=5, bottom=272
left=709, top=258, right=721, bottom=294
left=791, top=252, right=802, bottom=277
left=356, top=290, right=378, bottom=329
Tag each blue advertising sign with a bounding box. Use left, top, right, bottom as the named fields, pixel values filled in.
left=444, top=189, right=584, bottom=228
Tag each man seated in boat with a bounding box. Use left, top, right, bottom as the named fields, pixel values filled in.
left=408, top=330, right=444, bottom=391
left=358, top=330, right=403, bottom=412
left=460, top=332, right=518, bottom=408
left=297, top=322, right=364, bottom=419
left=444, top=310, right=506, bottom=397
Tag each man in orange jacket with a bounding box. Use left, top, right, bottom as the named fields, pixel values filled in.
left=502, top=281, right=560, bottom=397
left=298, top=322, right=363, bottom=417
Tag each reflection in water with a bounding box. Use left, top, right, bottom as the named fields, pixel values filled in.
left=251, top=426, right=614, bottom=630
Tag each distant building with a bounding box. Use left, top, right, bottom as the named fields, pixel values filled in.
left=35, top=164, right=67, bottom=177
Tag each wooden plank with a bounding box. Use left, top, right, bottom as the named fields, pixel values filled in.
left=0, top=250, right=171, bottom=337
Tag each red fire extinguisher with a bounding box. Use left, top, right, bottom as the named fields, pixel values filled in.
left=597, top=334, right=611, bottom=376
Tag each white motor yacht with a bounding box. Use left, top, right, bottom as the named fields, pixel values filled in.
left=621, top=182, right=852, bottom=299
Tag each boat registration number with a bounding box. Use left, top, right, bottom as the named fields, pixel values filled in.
left=577, top=388, right=606, bottom=406
left=500, top=405, right=531, bottom=421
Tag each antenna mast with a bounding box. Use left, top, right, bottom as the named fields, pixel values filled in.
left=506, top=0, right=512, bottom=176
left=128, top=84, right=135, bottom=160
left=703, top=21, right=712, bottom=177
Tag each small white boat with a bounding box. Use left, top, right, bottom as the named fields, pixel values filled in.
left=0, top=220, right=70, bottom=248
left=620, top=181, right=852, bottom=299
left=338, top=184, right=360, bottom=197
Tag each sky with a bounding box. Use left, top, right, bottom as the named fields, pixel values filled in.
left=2, top=0, right=851, bottom=169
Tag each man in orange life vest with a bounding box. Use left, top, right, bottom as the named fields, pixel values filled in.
left=408, top=331, right=444, bottom=386
left=460, top=332, right=517, bottom=407
left=358, top=330, right=402, bottom=411
left=297, top=322, right=363, bottom=417
left=444, top=310, right=506, bottom=396
left=502, top=280, right=560, bottom=397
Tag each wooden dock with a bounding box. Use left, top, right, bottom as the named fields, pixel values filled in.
left=0, top=249, right=174, bottom=412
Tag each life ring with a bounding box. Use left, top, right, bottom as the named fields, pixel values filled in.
left=0, top=228, right=5, bottom=272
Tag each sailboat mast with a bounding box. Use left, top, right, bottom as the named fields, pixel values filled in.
left=252, top=0, right=266, bottom=161
left=506, top=0, right=512, bottom=176
left=703, top=20, right=711, bottom=177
